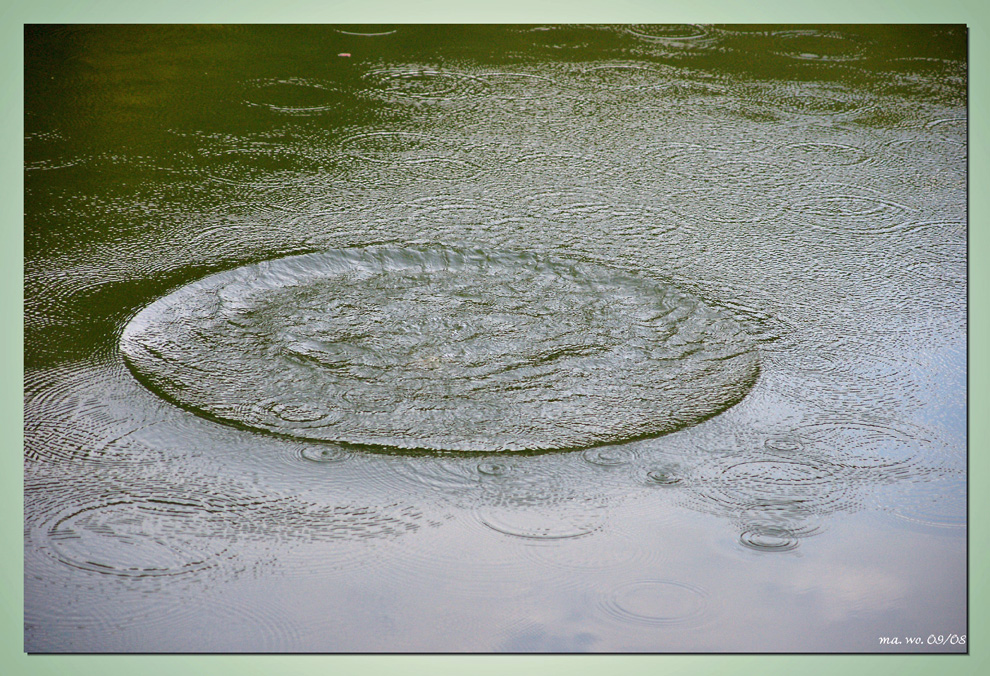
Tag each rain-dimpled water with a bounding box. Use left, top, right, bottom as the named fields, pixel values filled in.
left=24, top=25, right=966, bottom=652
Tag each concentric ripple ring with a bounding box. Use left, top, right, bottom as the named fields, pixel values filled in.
left=121, top=246, right=760, bottom=452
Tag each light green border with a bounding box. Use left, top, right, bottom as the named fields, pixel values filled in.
left=6, top=1, right=984, bottom=674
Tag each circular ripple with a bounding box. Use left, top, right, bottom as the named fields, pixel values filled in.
left=340, top=131, right=454, bottom=162
left=764, top=435, right=804, bottom=453
left=121, top=246, right=760, bottom=453
left=339, top=131, right=483, bottom=180
left=379, top=455, right=485, bottom=496
left=767, top=29, right=869, bottom=62
left=334, top=26, right=397, bottom=37
left=475, top=493, right=608, bottom=540
left=925, top=115, right=966, bottom=141
left=786, top=183, right=917, bottom=236
left=624, top=24, right=710, bottom=42
left=364, top=67, right=489, bottom=103
left=582, top=447, right=636, bottom=466
left=600, top=580, right=710, bottom=627
left=24, top=363, right=171, bottom=466
left=300, top=444, right=350, bottom=464
left=794, top=420, right=930, bottom=474
left=743, top=82, right=877, bottom=124
left=690, top=454, right=854, bottom=519
left=478, top=461, right=513, bottom=477
left=44, top=499, right=230, bottom=578
left=243, top=77, right=342, bottom=116
left=739, top=527, right=800, bottom=552
left=719, top=460, right=838, bottom=495
left=646, top=469, right=683, bottom=486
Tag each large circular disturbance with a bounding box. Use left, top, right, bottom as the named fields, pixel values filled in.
left=121, top=246, right=759, bottom=452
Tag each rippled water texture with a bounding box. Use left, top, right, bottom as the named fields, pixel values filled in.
left=122, top=246, right=758, bottom=451
left=24, top=25, right=966, bottom=653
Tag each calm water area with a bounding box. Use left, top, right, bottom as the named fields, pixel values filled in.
left=24, top=25, right=966, bottom=652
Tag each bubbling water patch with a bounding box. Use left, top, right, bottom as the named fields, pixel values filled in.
left=121, top=246, right=759, bottom=452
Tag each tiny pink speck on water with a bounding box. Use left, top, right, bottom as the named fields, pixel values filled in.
left=338, top=53, right=352, bottom=57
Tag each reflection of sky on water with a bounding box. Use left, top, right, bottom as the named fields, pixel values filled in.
left=908, top=340, right=966, bottom=447
left=29, top=499, right=961, bottom=652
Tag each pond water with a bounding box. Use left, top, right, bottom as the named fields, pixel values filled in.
left=24, top=24, right=967, bottom=653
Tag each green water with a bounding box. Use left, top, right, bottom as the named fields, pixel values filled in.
left=25, top=25, right=966, bottom=652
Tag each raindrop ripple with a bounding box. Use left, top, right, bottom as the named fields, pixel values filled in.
left=121, top=246, right=760, bottom=452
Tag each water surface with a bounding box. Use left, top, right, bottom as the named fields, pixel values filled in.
left=24, top=24, right=966, bottom=653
